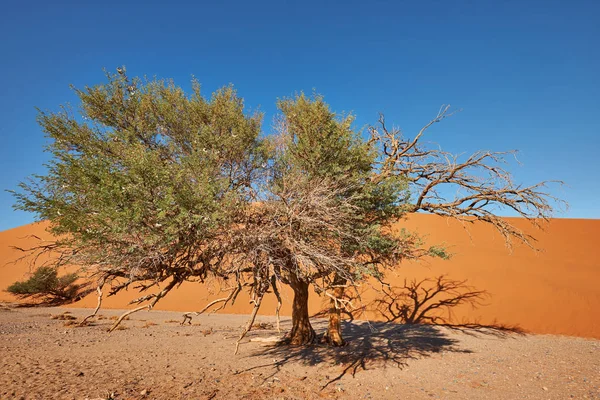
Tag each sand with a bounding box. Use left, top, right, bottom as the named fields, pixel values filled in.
left=0, top=306, right=598, bottom=400
left=1, top=214, right=599, bottom=339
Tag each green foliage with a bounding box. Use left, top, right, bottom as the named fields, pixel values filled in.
left=427, top=245, right=451, bottom=260
left=11, top=67, right=268, bottom=286
left=276, top=93, right=373, bottom=179
left=269, top=93, right=422, bottom=282
left=7, top=267, right=81, bottom=302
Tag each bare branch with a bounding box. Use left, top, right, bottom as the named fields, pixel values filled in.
left=181, top=283, right=243, bottom=325
left=108, top=278, right=179, bottom=332
left=370, top=106, right=566, bottom=249
left=79, top=276, right=106, bottom=326
left=234, top=291, right=265, bottom=355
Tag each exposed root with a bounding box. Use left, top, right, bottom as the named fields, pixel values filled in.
left=283, top=325, right=316, bottom=345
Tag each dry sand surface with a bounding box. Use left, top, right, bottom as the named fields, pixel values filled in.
left=1, top=215, right=599, bottom=339
left=0, top=306, right=598, bottom=400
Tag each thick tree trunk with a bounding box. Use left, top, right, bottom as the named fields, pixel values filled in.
left=323, top=275, right=346, bottom=346
left=286, top=274, right=316, bottom=345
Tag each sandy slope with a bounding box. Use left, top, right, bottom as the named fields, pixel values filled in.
left=0, top=307, right=599, bottom=400
left=0, top=214, right=599, bottom=339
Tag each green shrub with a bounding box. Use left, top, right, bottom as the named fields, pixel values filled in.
left=6, top=267, right=83, bottom=303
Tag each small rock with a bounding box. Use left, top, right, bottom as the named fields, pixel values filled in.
left=140, top=389, right=149, bottom=396
left=542, top=387, right=548, bottom=391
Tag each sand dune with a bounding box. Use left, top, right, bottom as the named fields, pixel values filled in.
left=1, top=214, right=598, bottom=338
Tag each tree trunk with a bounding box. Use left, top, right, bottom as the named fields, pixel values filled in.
left=286, top=274, right=316, bottom=345
left=323, top=275, right=346, bottom=346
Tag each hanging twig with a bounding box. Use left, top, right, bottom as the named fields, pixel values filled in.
left=234, top=291, right=265, bottom=355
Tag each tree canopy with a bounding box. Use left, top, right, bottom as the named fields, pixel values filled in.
left=13, top=68, right=268, bottom=313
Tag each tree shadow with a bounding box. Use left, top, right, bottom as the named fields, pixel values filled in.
left=244, top=320, right=472, bottom=389
left=367, top=275, right=526, bottom=336
left=242, top=275, right=525, bottom=388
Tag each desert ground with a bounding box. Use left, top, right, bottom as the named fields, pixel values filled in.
left=0, top=306, right=598, bottom=400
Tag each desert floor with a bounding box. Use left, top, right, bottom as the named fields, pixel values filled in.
left=0, top=306, right=598, bottom=400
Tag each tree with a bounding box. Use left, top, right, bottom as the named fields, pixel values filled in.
left=13, top=69, right=562, bottom=349
left=229, top=94, right=447, bottom=345
left=12, top=67, right=268, bottom=329
left=6, top=266, right=86, bottom=304
left=179, top=94, right=432, bottom=348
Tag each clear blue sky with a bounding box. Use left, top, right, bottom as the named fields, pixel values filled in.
left=1, top=0, right=598, bottom=231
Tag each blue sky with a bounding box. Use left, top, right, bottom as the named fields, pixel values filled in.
left=0, top=0, right=598, bottom=231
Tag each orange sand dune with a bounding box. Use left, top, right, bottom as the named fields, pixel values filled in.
left=1, top=215, right=599, bottom=338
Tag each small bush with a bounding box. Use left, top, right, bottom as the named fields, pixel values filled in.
left=6, top=267, right=85, bottom=304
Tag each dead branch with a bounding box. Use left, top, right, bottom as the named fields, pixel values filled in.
left=271, top=275, right=282, bottom=333
left=108, top=278, right=179, bottom=332
left=79, top=276, right=106, bottom=326
left=235, top=291, right=265, bottom=355
left=181, top=283, right=243, bottom=325
left=370, top=106, right=566, bottom=250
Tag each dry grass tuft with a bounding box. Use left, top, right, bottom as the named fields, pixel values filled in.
left=254, top=322, right=274, bottom=330
left=52, top=313, right=77, bottom=321
left=108, top=315, right=129, bottom=321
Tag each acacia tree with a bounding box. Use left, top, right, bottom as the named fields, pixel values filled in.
left=13, top=69, right=562, bottom=349
left=229, top=99, right=562, bottom=347
left=211, top=95, right=449, bottom=346
left=12, top=68, right=268, bottom=329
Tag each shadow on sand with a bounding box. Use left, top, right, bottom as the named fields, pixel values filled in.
left=240, top=274, right=527, bottom=390
left=242, top=318, right=524, bottom=389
